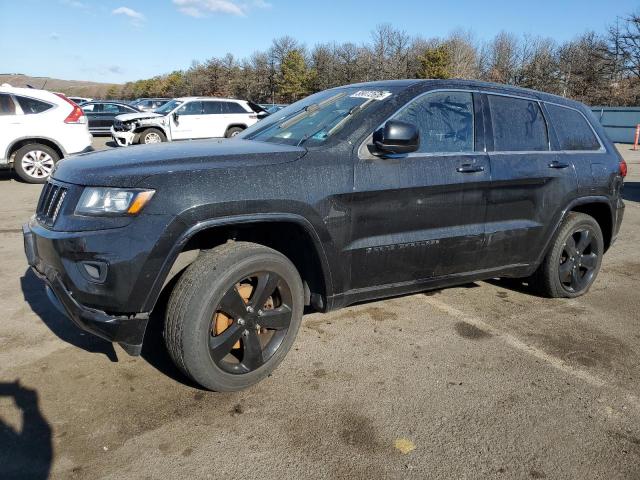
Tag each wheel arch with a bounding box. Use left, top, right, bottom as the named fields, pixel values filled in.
left=6, top=137, right=65, bottom=164
left=538, top=196, right=614, bottom=266
left=142, top=214, right=334, bottom=314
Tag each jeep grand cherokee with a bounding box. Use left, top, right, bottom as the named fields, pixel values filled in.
left=23, top=79, right=626, bottom=391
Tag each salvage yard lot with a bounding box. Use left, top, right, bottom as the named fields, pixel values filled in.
left=0, top=142, right=639, bottom=479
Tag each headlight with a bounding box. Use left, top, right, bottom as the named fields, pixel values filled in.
left=75, top=187, right=155, bottom=216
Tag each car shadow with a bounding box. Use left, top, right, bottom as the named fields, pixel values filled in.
left=0, top=381, right=52, bottom=480
left=623, top=181, right=640, bottom=202
left=484, top=277, right=535, bottom=295
left=20, top=269, right=118, bottom=362
left=140, top=274, right=203, bottom=389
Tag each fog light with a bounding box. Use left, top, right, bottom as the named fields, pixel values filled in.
left=79, top=261, right=107, bottom=283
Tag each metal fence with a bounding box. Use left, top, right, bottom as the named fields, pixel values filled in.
left=591, top=107, right=640, bottom=144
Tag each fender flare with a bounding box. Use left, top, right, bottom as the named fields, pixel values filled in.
left=534, top=195, right=614, bottom=266
left=5, top=136, right=67, bottom=162
left=141, top=212, right=335, bottom=312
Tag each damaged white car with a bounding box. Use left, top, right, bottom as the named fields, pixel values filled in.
left=111, top=97, right=267, bottom=146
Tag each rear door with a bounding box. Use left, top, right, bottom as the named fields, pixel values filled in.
left=350, top=90, right=490, bottom=289
left=171, top=101, right=204, bottom=140
left=201, top=101, right=228, bottom=138
left=482, top=93, right=577, bottom=268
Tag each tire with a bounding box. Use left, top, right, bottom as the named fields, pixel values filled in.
left=139, top=128, right=166, bottom=144
left=225, top=126, right=244, bottom=138
left=529, top=212, right=604, bottom=298
left=164, top=241, right=304, bottom=391
left=13, top=143, right=60, bottom=183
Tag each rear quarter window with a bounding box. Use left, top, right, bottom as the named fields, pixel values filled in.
left=15, top=96, right=53, bottom=114
left=545, top=104, right=601, bottom=151
left=0, top=94, right=17, bottom=115
left=488, top=95, right=548, bottom=151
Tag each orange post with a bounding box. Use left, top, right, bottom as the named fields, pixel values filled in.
left=634, top=124, right=640, bottom=151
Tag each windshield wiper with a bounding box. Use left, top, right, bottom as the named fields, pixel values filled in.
left=279, top=92, right=347, bottom=130
left=325, top=98, right=375, bottom=136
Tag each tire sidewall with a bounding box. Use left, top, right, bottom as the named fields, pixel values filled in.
left=180, top=251, right=304, bottom=391
left=14, top=144, right=59, bottom=184
left=548, top=215, right=604, bottom=298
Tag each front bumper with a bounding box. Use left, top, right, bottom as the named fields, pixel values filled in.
left=110, top=126, right=136, bottom=147
left=23, top=222, right=149, bottom=355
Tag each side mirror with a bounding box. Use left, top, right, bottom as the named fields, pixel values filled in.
left=372, top=120, right=420, bottom=155
left=172, top=112, right=179, bottom=122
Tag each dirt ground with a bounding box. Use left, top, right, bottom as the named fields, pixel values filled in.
left=0, top=139, right=639, bottom=479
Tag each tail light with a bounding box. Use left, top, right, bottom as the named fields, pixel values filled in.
left=54, top=93, right=87, bottom=124
left=620, top=160, right=628, bottom=178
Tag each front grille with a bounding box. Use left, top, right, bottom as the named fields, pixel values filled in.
left=36, top=182, right=67, bottom=227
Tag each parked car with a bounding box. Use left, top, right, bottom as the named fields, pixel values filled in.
left=81, top=101, right=140, bottom=135
left=68, top=97, right=91, bottom=105
left=23, top=79, right=625, bottom=391
left=130, top=98, right=171, bottom=112
left=111, top=97, right=264, bottom=146
left=0, top=84, right=92, bottom=183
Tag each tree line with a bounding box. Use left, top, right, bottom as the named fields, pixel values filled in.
left=107, top=10, right=640, bottom=106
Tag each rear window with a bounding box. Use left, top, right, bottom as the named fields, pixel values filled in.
left=488, top=95, right=548, bottom=152
left=15, top=95, right=53, bottom=114
left=545, top=104, right=600, bottom=151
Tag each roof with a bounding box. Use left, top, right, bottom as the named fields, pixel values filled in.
left=340, top=78, right=585, bottom=109
left=174, top=96, right=246, bottom=102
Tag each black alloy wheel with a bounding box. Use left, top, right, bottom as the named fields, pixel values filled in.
left=209, top=272, right=293, bottom=374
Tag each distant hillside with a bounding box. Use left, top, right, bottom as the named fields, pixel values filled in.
left=0, top=74, right=121, bottom=99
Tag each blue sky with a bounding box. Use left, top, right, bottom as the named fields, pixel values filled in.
left=0, top=0, right=637, bottom=84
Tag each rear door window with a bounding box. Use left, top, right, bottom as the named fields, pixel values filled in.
left=202, top=101, right=224, bottom=114
left=488, top=95, right=548, bottom=151
left=394, top=91, right=475, bottom=154
left=14, top=96, right=53, bottom=114
left=545, top=104, right=600, bottom=151
left=225, top=102, right=248, bottom=114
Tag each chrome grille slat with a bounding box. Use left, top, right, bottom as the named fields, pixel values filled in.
left=36, top=181, right=67, bottom=227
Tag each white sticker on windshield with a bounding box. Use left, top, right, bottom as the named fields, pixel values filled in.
left=350, top=90, right=392, bottom=101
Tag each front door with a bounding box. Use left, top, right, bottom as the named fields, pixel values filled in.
left=171, top=101, right=204, bottom=140
left=349, top=90, right=490, bottom=291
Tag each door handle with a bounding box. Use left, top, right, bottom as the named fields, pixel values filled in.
left=456, top=164, right=485, bottom=173
left=548, top=160, right=570, bottom=169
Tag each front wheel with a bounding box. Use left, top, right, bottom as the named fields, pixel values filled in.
left=529, top=212, right=604, bottom=298
left=139, top=128, right=166, bottom=144
left=164, top=242, right=304, bottom=391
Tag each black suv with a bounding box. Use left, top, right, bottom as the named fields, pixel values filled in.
left=23, top=80, right=626, bottom=391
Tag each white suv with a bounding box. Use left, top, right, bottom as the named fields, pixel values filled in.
left=111, top=97, right=266, bottom=146
left=0, top=85, right=93, bottom=183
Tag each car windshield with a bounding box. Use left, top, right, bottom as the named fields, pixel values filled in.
left=154, top=99, right=181, bottom=114
left=240, top=87, right=394, bottom=146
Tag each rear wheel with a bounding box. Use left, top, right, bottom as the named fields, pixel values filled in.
left=139, top=128, right=166, bottom=144
left=164, top=242, right=304, bottom=391
left=225, top=126, right=244, bottom=138
left=13, top=143, right=59, bottom=183
left=529, top=212, right=603, bottom=298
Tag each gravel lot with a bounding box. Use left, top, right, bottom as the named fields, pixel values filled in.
left=1, top=138, right=639, bottom=479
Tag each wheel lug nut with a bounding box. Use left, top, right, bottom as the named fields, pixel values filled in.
left=243, top=330, right=249, bottom=336
left=237, top=318, right=245, bottom=326
left=246, top=306, right=254, bottom=314
left=258, top=310, right=263, bottom=316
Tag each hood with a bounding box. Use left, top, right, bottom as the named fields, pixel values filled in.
left=116, top=112, right=163, bottom=122
left=52, top=139, right=306, bottom=187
